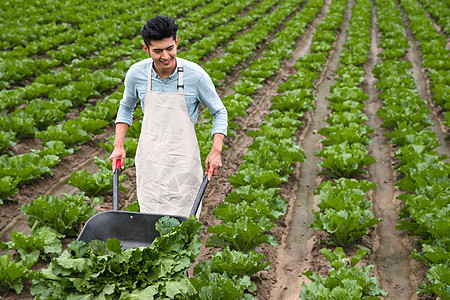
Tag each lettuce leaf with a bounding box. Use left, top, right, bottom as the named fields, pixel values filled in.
left=20, top=192, right=97, bottom=236
left=64, top=167, right=127, bottom=197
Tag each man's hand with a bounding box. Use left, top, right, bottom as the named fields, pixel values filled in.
left=109, top=123, right=129, bottom=172
left=205, top=133, right=224, bottom=180
left=109, top=147, right=126, bottom=172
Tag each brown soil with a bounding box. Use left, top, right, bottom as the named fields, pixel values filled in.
left=1, top=1, right=447, bottom=299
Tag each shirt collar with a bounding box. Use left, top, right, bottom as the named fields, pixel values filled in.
left=151, top=58, right=179, bottom=80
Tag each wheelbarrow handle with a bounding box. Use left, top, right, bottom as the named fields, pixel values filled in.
left=113, top=159, right=121, bottom=211
left=189, top=174, right=209, bottom=217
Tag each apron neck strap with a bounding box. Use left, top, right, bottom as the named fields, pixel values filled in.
left=177, top=59, right=184, bottom=93
left=147, top=59, right=184, bottom=93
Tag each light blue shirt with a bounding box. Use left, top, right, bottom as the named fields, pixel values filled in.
left=115, top=57, right=228, bottom=136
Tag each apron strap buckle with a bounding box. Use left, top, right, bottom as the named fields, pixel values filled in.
left=177, top=66, right=184, bottom=92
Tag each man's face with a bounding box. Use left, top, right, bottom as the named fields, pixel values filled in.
left=143, top=36, right=178, bottom=75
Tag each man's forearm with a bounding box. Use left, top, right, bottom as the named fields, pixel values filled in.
left=114, top=123, right=129, bottom=149
left=211, top=133, right=225, bottom=153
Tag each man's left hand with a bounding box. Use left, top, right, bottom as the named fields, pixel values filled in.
left=205, top=133, right=224, bottom=180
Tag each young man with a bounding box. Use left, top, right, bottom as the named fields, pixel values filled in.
left=109, top=15, right=227, bottom=217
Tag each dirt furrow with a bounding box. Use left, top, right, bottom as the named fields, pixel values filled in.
left=271, top=0, right=353, bottom=298
left=364, top=4, right=421, bottom=299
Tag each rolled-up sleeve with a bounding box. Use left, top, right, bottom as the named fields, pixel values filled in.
left=197, top=73, right=228, bottom=136
left=115, top=68, right=139, bottom=126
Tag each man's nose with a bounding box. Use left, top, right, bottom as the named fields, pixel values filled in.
left=162, top=50, right=170, bottom=59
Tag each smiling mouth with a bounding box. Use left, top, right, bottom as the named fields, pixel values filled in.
left=161, top=59, right=171, bottom=65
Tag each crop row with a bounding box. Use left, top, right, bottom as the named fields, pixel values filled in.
left=0, top=0, right=213, bottom=90
left=0, top=0, right=150, bottom=57
left=310, top=0, right=380, bottom=247
left=0, top=0, right=143, bottom=49
left=400, top=0, right=450, bottom=128
left=418, top=0, right=450, bottom=35
left=299, top=0, right=386, bottom=298
left=374, top=0, right=449, bottom=298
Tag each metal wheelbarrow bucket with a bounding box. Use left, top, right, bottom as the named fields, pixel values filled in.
left=77, top=160, right=208, bottom=249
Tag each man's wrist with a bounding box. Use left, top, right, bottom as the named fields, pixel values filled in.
left=211, top=144, right=222, bottom=153
left=211, top=133, right=224, bottom=153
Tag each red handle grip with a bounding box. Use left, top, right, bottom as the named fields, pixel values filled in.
left=115, top=159, right=121, bottom=170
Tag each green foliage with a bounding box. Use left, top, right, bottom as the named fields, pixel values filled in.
left=316, top=142, right=377, bottom=178
left=418, top=264, right=450, bottom=300
left=0, top=223, right=63, bottom=268
left=327, top=86, right=369, bottom=103
left=0, top=130, right=17, bottom=153
left=395, top=160, right=450, bottom=193
left=225, top=185, right=286, bottom=214
left=189, top=266, right=256, bottom=300
left=20, top=192, right=97, bottom=236
left=31, top=216, right=202, bottom=299
left=228, top=164, right=288, bottom=188
left=300, top=247, right=387, bottom=299
left=98, top=136, right=139, bottom=159
left=64, top=167, right=127, bottom=197
left=22, top=99, right=72, bottom=130
left=37, top=140, right=74, bottom=158
left=385, top=126, right=438, bottom=148
left=326, top=110, right=368, bottom=126
left=206, top=216, right=277, bottom=252
left=0, top=152, right=60, bottom=183
left=377, top=104, right=432, bottom=129
left=0, top=110, right=36, bottom=139
left=318, top=123, right=374, bottom=146
left=190, top=247, right=270, bottom=298
left=310, top=207, right=380, bottom=247
left=195, top=247, right=270, bottom=277
left=310, top=179, right=380, bottom=246
left=269, top=88, right=315, bottom=112
left=314, top=178, right=376, bottom=210
left=411, top=238, right=450, bottom=267
left=0, top=176, right=20, bottom=203
left=394, top=146, right=446, bottom=172
left=0, top=254, right=37, bottom=294
left=36, top=121, right=93, bottom=147
left=126, top=200, right=140, bottom=212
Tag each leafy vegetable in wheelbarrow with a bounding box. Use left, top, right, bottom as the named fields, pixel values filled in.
left=31, top=216, right=203, bottom=299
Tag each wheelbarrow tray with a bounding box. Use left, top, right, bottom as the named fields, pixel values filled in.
left=77, top=210, right=189, bottom=249
left=77, top=160, right=208, bottom=249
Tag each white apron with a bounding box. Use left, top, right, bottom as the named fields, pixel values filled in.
left=135, top=60, right=203, bottom=218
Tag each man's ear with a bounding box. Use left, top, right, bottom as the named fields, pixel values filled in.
left=175, top=36, right=179, bottom=46
left=142, top=43, right=150, bottom=54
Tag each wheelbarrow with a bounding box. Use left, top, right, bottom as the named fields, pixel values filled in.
left=77, top=160, right=208, bottom=249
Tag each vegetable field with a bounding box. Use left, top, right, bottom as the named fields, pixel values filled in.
left=1, top=0, right=449, bottom=298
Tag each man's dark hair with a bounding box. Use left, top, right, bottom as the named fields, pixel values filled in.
left=141, top=15, right=178, bottom=46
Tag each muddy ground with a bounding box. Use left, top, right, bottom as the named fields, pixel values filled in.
left=1, top=0, right=449, bottom=299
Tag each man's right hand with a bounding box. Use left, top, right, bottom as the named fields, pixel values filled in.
left=109, top=147, right=126, bottom=172
left=109, top=123, right=130, bottom=172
